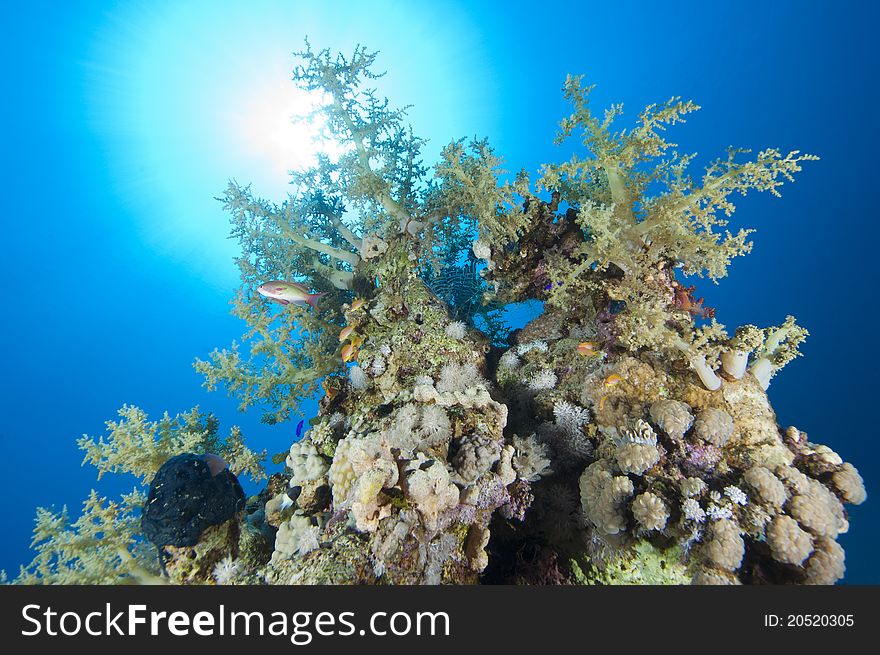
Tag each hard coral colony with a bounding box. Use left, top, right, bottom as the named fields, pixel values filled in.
left=16, top=44, right=865, bottom=586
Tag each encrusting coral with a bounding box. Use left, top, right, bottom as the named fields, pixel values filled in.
left=14, top=42, right=866, bottom=586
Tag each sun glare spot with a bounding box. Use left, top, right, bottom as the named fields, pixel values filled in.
left=231, top=77, right=345, bottom=192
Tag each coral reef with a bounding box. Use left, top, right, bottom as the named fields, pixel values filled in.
left=16, top=43, right=866, bottom=586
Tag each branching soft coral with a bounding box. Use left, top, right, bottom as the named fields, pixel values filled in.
left=18, top=406, right=265, bottom=584
left=435, top=139, right=530, bottom=252
left=15, top=490, right=161, bottom=585
left=196, top=42, right=456, bottom=422
left=541, top=75, right=816, bottom=280
left=194, top=292, right=343, bottom=424
left=293, top=42, right=435, bottom=235
left=77, top=405, right=266, bottom=483
left=443, top=74, right=815, bottom=355
left=749, top=315, right=809, bottom=389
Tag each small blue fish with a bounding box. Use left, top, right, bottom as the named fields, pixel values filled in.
left=295, top=420, right=304, bottom=440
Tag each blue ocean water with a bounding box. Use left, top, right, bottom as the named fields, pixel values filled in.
left=1, top=0, right=876, bottom=582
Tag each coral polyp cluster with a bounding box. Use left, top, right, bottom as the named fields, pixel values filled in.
left=14, top=43, right=865, bottom=586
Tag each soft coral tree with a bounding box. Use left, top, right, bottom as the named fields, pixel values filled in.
left=541, top=76, right=815, bottom=351
left=195, top=43, right=450, bottom=422
left=15, top=491, right=160, bottom=585
left=442, top=74, right=816, bottom=357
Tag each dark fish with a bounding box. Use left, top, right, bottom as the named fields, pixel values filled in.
left=296, top=420, right=305, bottom=439
left=609, top=300, right=627, bottom=314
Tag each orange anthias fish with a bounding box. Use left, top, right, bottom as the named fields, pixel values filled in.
left=350, top=298, right=366, bottom=311
left=322, top=377, right=340, bottom=400
left=576, top=341, right=601, bottom=357
left=257, top=281, right=327, bottom=309
left=603, top=373, right=623, bottom=388
left=341, top=342, right=360, bottom=362
left=339, top=325, right=356, bottom=342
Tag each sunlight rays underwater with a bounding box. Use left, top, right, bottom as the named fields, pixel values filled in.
left=83, top=0, right=495, bottom=292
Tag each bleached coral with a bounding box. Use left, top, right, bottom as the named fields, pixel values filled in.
left=286, top=440, right=330, bottom=485
left=693, top=408, right=735, bottom=447
left=649, top=400, right=694, bottom=440
left=743, top=466, right=788, bottom=508
left=528, top=369, right=558, bottom=391
left=510, top=434, right=553, bottom=482
left=632, top=492, right=669, bottom=531
left=701, top=519, right=744, bottom=572
left=579, top=461, right=634, bottom=535
left=445, top=321, right=468, bottom=340
left=805, top=538, right=846, bottom=585
left=831, top=463, right=867, bottom=505
left=767, top=515, right=813, bottom=566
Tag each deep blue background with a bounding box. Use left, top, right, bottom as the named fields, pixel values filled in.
left=1, top=0, right=876, bottom=582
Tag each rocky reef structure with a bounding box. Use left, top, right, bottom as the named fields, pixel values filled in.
left=14, top=45, right=865, bottom=585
